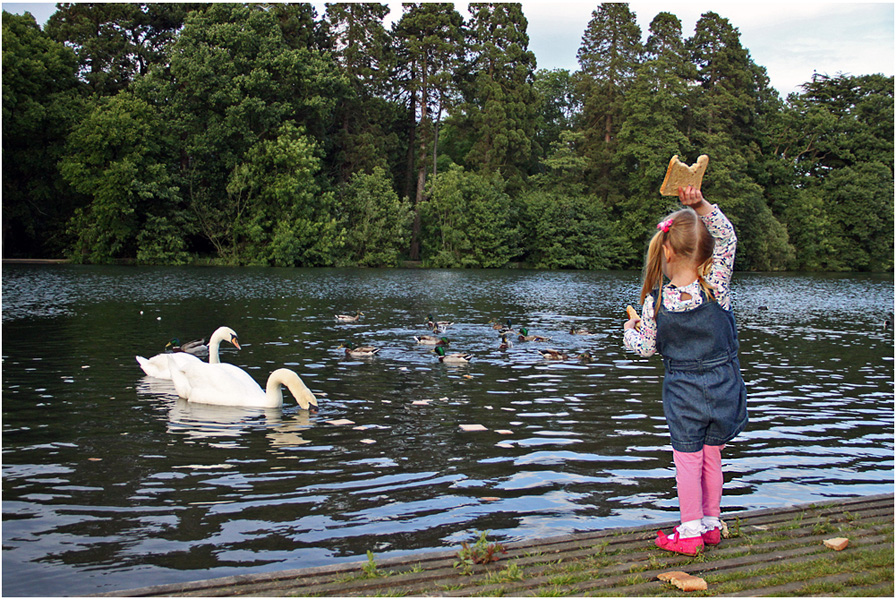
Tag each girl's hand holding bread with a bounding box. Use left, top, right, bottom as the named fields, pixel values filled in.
left=625, top=305, right=641, bottom=331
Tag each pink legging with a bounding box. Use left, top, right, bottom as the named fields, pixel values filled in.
left=673, top=445, right=724, bottom=523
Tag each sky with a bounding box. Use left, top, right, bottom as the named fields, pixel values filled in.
left=4, top=1, right=893, bottom=97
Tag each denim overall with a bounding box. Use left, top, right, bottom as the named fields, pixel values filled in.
left=653, top=288, right=748, bottom=453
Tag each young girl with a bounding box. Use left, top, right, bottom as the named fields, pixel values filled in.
left=623, top=185, right=748, bottom=556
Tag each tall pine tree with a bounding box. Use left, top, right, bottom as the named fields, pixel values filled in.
left=324, top=2, right=398, bottom=183
left=452, top=2, right=539, bottom=189
left=687, top=11, right=793, bottom=269
left=612, top=12, right=694, bottom=267
left=392, top=2, right=464, bottom=260
left=575, top=3, right=642, bottom=200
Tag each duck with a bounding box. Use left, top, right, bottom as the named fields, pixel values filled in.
left=339, top=341, right=380, bottom=358
left=493, top=319, right=515, bottom=335
left=536, top=348, right=568, bottom=360
left=427, top=314, right=454, bottom=332
left=335, top=311, right=363, bottom=322
left=414, top=335, right=449, bottom=346
left=518, top=327, right=551, bottom=342
left=166, top=337, right=208, bottom=356
left=577, top=351, right=593, bottom=363
left=498, top=333, right=513, bottom=350
left=137, top=326, right=240, bottom=380
left=167, top=356, right=317, bottom=409
left=434, top=346, right=472, bottom=363
left=569, top=326, right=595, bottom=336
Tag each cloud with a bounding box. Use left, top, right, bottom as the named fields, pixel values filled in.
left=525, top=1, right=894, bottom=96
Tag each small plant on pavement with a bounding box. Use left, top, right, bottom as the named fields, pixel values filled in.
left=454, top=530, right=507, bottom=575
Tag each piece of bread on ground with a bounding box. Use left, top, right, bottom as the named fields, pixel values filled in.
left=625, top=305, right=641, bottom=330
left=657, top=571, right=691, bottom=582
left=660, top=154, right=709, bottom=196
left=823, top=537, right=849, bottom=551
left=657, top=571, right=708, bottom=591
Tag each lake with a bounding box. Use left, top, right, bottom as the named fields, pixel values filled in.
left=2, top=264, right=893, bottom=596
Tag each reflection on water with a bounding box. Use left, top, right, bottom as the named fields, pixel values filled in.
left=2, top=265, right=893, bottom=596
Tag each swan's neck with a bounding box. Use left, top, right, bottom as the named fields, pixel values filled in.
left=208, top=335, right=222, bottom=364
left=207, top=329, right=233, bottom=364
left=267, top=369, right=316, bottom=409
left=264, top=378, right=285, bottom=406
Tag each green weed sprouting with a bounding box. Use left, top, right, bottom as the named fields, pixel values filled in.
left=454, top=530, right=507, bottom=574
left=362, top=550, right=382, bottom=578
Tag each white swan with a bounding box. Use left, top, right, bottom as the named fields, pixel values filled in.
left=167, top=356, right=318, bottom=409
left=136, top=326, right=240, bottom=379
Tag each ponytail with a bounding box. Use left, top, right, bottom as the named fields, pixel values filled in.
left=640, top=230, right=666, bottom=307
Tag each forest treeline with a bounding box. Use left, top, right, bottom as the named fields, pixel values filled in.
left=3, top=3, right=893, bottom=271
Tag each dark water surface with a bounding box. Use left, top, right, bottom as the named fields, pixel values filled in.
left=2, top=265, right=893, bottom=596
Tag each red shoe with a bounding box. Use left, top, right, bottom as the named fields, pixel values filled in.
left=655, top=529, right=704, bottom=556
left=702, top=527, right=721, bottom=545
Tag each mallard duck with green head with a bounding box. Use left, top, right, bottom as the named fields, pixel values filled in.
left=167, top=338, right=208, bottom=356
left=493, top=318, right=515, bottom=335
left=518, top=327, right=551, bottom=342
left=434, top=346, right=472, bottom=363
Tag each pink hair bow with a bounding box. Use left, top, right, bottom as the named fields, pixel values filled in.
left=657, top=218, right=674, bottom=233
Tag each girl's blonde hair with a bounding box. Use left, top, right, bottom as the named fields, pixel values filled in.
left=640, top=207, right=715, bottom=306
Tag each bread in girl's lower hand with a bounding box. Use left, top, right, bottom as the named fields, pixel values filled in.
left=626, top=305, right=641, bottom=330
left=660, top=154, right=709, bottom=196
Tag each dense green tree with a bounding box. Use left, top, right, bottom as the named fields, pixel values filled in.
left=773, top=73, right=894, bottom=270
left=575, top=3, right=642, bottom=199
left=335, top=166, right=413, bottom=267
left=392, top=3, right=464, bottom=259
left=46, top=3, right=194, bottom=96
left=269, top=2, right=327, bottom=51
left=518, top=189, right=622, bottom=269
left=60, top=92, right=184, bottom=263
left=451, top=2, right=539, bottom=189
left=420, top=166, right=519, bottom=267
left=149, top=3, right=349, bottom=262
left=226, top=123, right=341, bottom=266
left=532, top=68, right=581, bottom=165
left=533, top=130, right=588, bottom=195
left=2, top=11, right=84, bottom=258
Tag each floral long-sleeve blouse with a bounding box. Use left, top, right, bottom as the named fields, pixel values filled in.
left=624, top=204, right=737, bottom=358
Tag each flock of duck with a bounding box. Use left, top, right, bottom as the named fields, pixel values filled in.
left=136, top=313, right=598, bottom=409
left=338, top=313, right=596, bottom=364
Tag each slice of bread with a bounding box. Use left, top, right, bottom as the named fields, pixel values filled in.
left=660, top=154, right=709, bottom=196
left=823, top=537, right=849, bottom=551
left=657, top=571, right=708, bottom=591
left=625, top=305, right=641, bottom=330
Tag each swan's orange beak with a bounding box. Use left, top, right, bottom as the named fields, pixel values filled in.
left=231, top=336, right=241, bottom=350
